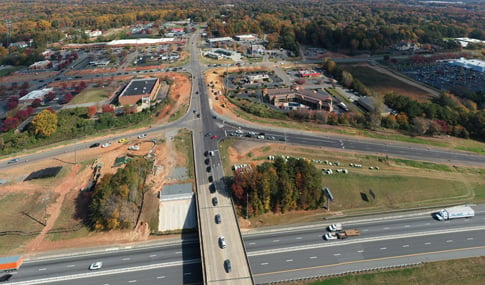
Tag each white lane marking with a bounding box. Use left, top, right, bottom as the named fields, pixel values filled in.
left=122, top=258, right=131, bottom=261
left=66, top=265, right=75, bottom=268
left=157, top=276, right=166, bottom=279
left=404, top=225, right=410, bottom=228
left=128, top=280, right=136, bottom=283
left=248, top=242, right=256, bottom=245
left=425, top=223, right=431, bottom=225
left=384, top=227, right=390, bottom=230
left=261, top=262, right=268, bottom=265
left=357, top=250, right=364, bottom=253
left=309, top=256, right=318, bottom=259
left=333, top=253, right=341, bottom=256
left=183, top=273, right=192, bottom=276
left=402, top=244, right=409, bottom=248
left=38, top=268, right=47, bottom=271
left=467, top=237, right=474, bottom=240
left=286, top=259, right=293, bottom=262
left=380, top=247, right=387, bottom=250
left=446, top=240, right=453, bottom=243
left=149, top=254, right=157, bottom=258
left=425, top=242, right=432, bottom=245
left=295, top=237, right=303, bottom=240
left=362, top=229, right=368, bottom=232
left=175, top=251, right=182, bottom=254
left=273, top=239, right=280, bottom=242
left=124, top=246, right=132, bottom=249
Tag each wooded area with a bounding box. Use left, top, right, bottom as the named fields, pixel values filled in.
left=89, top=158, right=153, bottom=230
left=231, top=157, right=324, bottom=217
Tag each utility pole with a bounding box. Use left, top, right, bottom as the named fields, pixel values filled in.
left=246, top=191, right=249, bottom=219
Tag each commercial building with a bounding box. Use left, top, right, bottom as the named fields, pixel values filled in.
left=298, top=70, right=321, bottom=77
left=28, top=60, right=51, bottom=70
left=206, top=37, right=233, bottom=47
left=447, top=58, right=485, bottom=73
left=265, top=87, right=333, bottom=111
left=62, top=38, right=182, bottom=50
left=19, top=88, right=53, bottom=105
left=118, top=78, right=160, bottom=106
left=234, top=34, right=259, bottom=42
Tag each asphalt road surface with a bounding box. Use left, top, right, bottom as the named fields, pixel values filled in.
left=7, top=206, right=485, bottom=284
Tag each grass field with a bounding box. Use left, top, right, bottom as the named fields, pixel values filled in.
left=0, top=191, right=57, bottom=255
left=220, top=140, right=485, bottom=224
left=174, top=128, right=195, bottom=179
left=68, top=88, right=110, bottom=104
left=302, top=256, right=485, bottom=285
left=341, top=64, right=434, bottom=101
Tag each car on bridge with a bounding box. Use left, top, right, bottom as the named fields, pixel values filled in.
left=224, top=259, right=232, bottom=273
left=212, top=197, right=218, bottom=206
left=218, top=236, right=226, bottom=248
left=215, top=214, right=221, bottom=224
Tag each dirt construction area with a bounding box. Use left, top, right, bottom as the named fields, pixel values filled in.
left=0, top=73, right=191, bottom=257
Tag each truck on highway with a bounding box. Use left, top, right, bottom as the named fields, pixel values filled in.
left=0, top=255, right=23, bottom=272
left=434, top=205, right=475, bottom=221
left=336, top=229, right=360, bottom=239
left=325, top=229, right=360, bottom=240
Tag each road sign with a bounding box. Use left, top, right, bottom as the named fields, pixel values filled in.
left=324, top=187, right=334, bottom=201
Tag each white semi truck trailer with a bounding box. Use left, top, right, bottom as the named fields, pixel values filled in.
left=435, top=205, right=475, bottom=221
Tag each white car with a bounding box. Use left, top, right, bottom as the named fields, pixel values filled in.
left=101, top=143, right=112, bottom=148
left=128, top=145, right=140, bottom=151
left=89, top=261, right=103, bottom=270
left=324, top=233, right=338, bottom=240
left=138, top=133, right=147, bottom=139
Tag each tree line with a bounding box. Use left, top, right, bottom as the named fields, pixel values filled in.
left=231, top=157, right=324, bottom=217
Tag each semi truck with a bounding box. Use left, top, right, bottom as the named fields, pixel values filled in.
left=0, top=256, right=23, bottom=273
left=435, top=205, right=475, bottom=221
left=325, top=229, right=360, bottom=240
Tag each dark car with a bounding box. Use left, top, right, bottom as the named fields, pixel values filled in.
left=215, top=214, right=221, bottom=224
left=208, top=176, right=213, bottom=182
left=212, top=197, right=218, bottom=206
left=89, top=143, right=100, bottom=148
left=204, top=151, right=209, bottom=157
left=206, top=166, right=211, bottom=172
left=7, top=158, right=19, bottom=164
left=209, top=184, right=216, bottom=193
left=204, top=158, right=210, bottom=165
left=224, top=259, right=232, bottom=273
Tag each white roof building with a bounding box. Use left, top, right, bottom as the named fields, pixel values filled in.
left=448, top=58, right=485, bottom=73
left=19, top=88, right=53, bottom=104
left=107, top=38, right=175, bottom=46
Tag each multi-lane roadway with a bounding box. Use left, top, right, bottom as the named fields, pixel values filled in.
left=7, top=206, right=485, bottom=284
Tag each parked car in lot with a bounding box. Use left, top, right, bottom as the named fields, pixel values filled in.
left=89, top=261, right=103, bottom=270
left=211, top=135, right=218, bottom=139
left=89, top=143, right=100, bottom=148
left=138, top=133, right=147, bottom=139
left=118, top=138, right=128, bottom=143
left=128, top=145, right=140, bottom=151
left=101, top=143, right=112, bottom=148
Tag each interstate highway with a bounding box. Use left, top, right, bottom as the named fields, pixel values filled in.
left=9, top=207, right=485, bottom=284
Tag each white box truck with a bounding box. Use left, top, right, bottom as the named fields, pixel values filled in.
left=435, top=205, right=475, bottom=221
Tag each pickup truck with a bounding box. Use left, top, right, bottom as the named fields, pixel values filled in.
left=325, top=229, right=360, bottom=240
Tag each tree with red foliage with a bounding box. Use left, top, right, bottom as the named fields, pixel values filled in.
left=20, top=82, right=29, bottom=89
left=45, top=92, right=56, bottom=102
left=16, top=109, right=29, bottom=121
left=102, top=104, right=115, bottom=113
left=7, top=97, right=19, bottom=110
left=62, top=93, right=73, bottom=104
left=26, top=107, right=34, bottom=116
left=19, top=89, right=29, bottom=97
left=79, top=81, right=87, bottom=90
left=87, top=105, right=97, bottom=118
left=1, top=117, right=19, bottom=132
left=31, top=98, right=42, bottom=108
